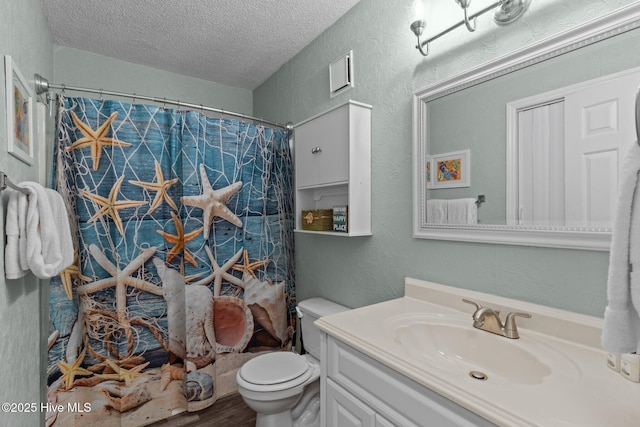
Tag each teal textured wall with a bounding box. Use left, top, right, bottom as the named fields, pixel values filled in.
left=253, top=0, right=639, bottom=317
left=53, top=46, right=253, bottom=116
left=0, top=1, right=53, bottom=426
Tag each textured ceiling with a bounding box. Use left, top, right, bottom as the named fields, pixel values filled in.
left=41, top=0, right=361, bottom=90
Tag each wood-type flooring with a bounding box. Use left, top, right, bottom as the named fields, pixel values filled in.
left=146, top=393, right=256, bottom=427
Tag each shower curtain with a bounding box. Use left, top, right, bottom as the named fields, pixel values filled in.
left=46, top=96, right=295, bottom=426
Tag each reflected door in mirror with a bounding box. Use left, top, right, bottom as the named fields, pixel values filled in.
left=517, top=101, right=565, bottom=227
left=564, top=72, right=639, bottom=228
left=513, top=69, right=640, bottom=229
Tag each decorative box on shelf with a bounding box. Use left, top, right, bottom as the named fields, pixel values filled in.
left=301, top=209, right=334, bottom=231
left=333, top=205, right=348, bottom=232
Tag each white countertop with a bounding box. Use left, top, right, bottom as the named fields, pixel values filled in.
left=315, top=278, right=640, bottom=427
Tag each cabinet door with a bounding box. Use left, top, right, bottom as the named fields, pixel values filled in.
left=326, top=378, right=376, bottom=427
left=295, top=104, right=349, bottom=188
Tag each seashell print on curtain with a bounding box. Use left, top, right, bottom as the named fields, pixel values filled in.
left=46, top=96, right=295, bottom=426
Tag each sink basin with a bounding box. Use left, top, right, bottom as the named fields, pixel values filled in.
left=388, top=314, right=578, bottom=385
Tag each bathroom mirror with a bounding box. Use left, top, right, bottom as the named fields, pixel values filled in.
left=412, top=3, right=640, bottom=250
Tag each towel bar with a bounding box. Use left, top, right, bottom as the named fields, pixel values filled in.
left=0, top=171, right=29, bottom=195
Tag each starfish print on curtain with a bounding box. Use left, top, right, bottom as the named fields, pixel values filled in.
left=59, top=250, right=90, bottom=300
left=157, top=211, right=203, bottom=267
left=232, top=249, right=270, bottom=280
left=192, top=246, right=245, bottom=297
left=129, top=160, right=179, bottom=215
left=57, top=348, right=93, bottom=391
left=181, top=163, right=243, bottom=240
left=67, top=111, right=132, bottom=171
left=87, top=355, right=147, bottom=375
left=76, top=244, right=163, bottom=324
left=48, top=97, right=295, bottom=426
left=79, top=175, right=146, bottom=236
left=100, top=359, right=150, bottom=386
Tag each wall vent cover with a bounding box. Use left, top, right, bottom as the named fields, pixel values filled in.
left=330, top=50, right=354, bottom=98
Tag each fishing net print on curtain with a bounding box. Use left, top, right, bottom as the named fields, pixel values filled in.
left=47, top=96, right=295, bottom=426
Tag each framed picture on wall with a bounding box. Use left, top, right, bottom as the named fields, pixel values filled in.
left=425, top=157, right=432, bottom=185
left=428, top=149, right=470, bottom=189
left=5, top=55, right=34, bottom=165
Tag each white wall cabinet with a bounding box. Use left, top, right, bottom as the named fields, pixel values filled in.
left=294, top=100, right=372, bottom=236
left=320, top=334, right=497, bottom=427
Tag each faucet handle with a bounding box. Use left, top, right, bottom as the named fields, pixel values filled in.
left=462, top=299, right=482, bottom=311
left=503, top=312, right=531, bottom=339
left=505, top=312, right=531, bottom=322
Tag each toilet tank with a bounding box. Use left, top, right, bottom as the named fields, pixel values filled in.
left=297, top=298, right=349, bottom=359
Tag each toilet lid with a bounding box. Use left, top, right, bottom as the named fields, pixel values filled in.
left=240, top=352, right=309, bottom=385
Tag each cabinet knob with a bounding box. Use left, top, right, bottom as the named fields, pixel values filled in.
left=311, top=146, right=322, bottom=154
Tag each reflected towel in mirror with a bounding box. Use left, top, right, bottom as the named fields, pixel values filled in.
left=447, top=198, right=477, bottom=225
left=426, top=199, right=447, bottom=224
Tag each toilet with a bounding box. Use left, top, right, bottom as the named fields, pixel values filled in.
left=236, top=298, right=348, bottom=427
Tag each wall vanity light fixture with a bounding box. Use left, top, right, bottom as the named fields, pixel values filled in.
left=410, top=0, right=532, bottom=57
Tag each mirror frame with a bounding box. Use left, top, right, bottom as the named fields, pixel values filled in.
left=412, top=2, right=640, bottom=251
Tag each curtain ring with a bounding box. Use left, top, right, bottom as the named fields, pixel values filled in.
left=99, top=89, right=103, bottom=101
left=163, top=97, right=167, bottom=109
left=61, top=84, right=66, bottom=95
left=131, top=93, right=136, bottom=104
left=220, top=108, right=225, bottom=120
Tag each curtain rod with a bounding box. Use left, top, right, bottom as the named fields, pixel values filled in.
left=33, top=73, right=292, bottom=132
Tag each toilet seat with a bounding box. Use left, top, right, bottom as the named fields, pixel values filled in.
left=238, top=352, right=315, bottom=392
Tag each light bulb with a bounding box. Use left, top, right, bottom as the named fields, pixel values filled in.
left=414, top=0, right=425, bottom=18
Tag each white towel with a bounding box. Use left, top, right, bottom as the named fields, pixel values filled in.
left=447, top=198, right=477, bottom=225
left=426, top=199, right=448, bottom=224
left=4, top=182, right=74, bottom=280
left=4, top=190, right=27, bottom=279
left=602, top=141, right=640, bottom=353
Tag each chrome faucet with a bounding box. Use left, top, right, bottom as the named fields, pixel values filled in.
left=462, top=299, right=531, bottom=339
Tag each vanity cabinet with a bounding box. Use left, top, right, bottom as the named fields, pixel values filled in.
left=294, top=100, right=371, bottom=236
left=321, top=334, right=496, bottom=427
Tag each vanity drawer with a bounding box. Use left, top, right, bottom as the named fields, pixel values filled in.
left=327, top=336, right=496, bottom=427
